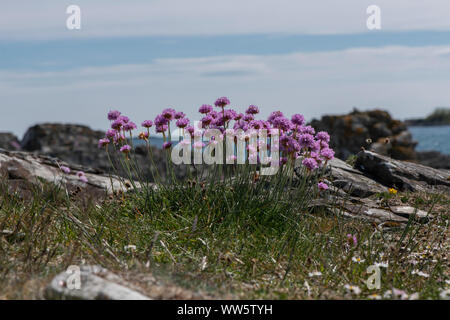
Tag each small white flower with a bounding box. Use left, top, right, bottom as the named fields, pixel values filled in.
left=124, top=245, right=136, bottom=252
left=344, top=284, right=362, bottom=295
left=368, top=293, right=381, bottom=300
left=392, top=288, right=409, bottom=300
left=411, top=270, right=430, bottom=278
left=304, top=281, right=311, bottom=297
left=352, top=257, right=365, bottom=263
left=308, top=271, right=322, bottom=277
left=440, top=289, right=450, bottom=300
left=409, top=293, right=420, bottom=300
left=409, top=259, right=419, bottom=265
left=374, top=261, right=389, bottom=268
left=200, top=256, right=207, bottom=271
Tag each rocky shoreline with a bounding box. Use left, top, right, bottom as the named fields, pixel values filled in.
left=404, top=107, right=450, bottom=127
left=1, top=111, right=449, bottom=301
left=1, top=141, right=448, bottom=224
left=310, top=109, right=450, bottom=169
left=0, top=109, right=448, bottom=173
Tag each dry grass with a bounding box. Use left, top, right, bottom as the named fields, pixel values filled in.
left=0, top=180, right=448, bottom=300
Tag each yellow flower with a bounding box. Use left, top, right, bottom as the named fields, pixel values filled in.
left=389, top=188, right=398, bottom=195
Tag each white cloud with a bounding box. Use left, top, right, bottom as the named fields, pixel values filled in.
left=1, top=45, right=450, bottom=137
left=1, top=0, right=450, bottom=40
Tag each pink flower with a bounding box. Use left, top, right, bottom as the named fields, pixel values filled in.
left=142, top=120, right=153, bottom=128
left=174, top=111, right=186, bottom=119
left=98, top=138, right=110, bottom=148
left=347, top=234, right=357, bottom=246
left=316, top=131, right=330, bottom=143
left=176, top=118, right=190, bottom=128
left=291, top=114, right=305, bottom=126
left=118, top=115, right=130, bottom=123
left=123, top=122, right=137, bottom=132
left=155, top=125, right=168, bottom=133
left=61, top=166, right=71, bottom=174
left=318, top=182, right=328, bottom=191
left=186, top=126, right=195, bottom=137
left=106, top=129, right=117, bottom=139
left=77, top=171, right=88, bottom=183
left=120, top=145, right=132, bottom=154
left=214, top=97, right=230, bottom=108
left=302, top=157, right=318, bottom=171
left=113, top=133, right=126, bottom=144
left=161, top=108, right=176, bottom=120
left=108, top=110, right=121, bottom=121
left=298, top=134, right=315, bottom=149
left=111, top=119, right=123, bottom=130
left=320, top=148, right=335, bottom=161
left=163, top=142, right=172, bottom=149
left=246, top=105, right=259, bottom=115
left=199, top=104, right=213, bottom=114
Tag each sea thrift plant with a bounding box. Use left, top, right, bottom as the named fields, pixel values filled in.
left=100, top=97, right=335, bottom=190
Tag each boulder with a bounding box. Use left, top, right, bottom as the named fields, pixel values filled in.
left=0, top=149, right=135, bottom=199
left=44, top=265, right=150, bottom=300
left=326, top=158, right=388, bottom=197
left=310, top=109, right=418, bottom=161
left=355, top=150, right=450, bottom=193
left=19, top=123, right=177, bottom=181
left=0, top=132, right=21, bottom=150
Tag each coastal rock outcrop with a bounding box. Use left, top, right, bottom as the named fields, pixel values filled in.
left=0, top=133, right=21, bottom=151
left=0, top=149, right=134, bottom=199
left=2, top=147, right=445, bottom=225
left=18, top=123, right=175, bottom=181
left=310, top=109, right=418, bottom=161
left=325, top=157, right=388, bottom=197
left=355, top=150, right=450, bottom=193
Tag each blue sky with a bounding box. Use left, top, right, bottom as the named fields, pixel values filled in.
left=2, top=0, right=450, bottom=137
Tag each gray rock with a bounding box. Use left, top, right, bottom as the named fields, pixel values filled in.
left=390, top=206, right=431, bottom=223
left=44, top=265, right=150, bottom=300
left=0, top=132, right=21, bottom=150
left=0, top=149, right=137, bottom=198
left=310, top=196, right=431, bottom=225
left=355, top=150, right=450, bottom=194
left=416, top=151, right=450, bottom=170
left=19, top=123, right=186, bottom=181
left=310, top=109, right=417, bottom=161
left=326, top=158, right=388, bottom=197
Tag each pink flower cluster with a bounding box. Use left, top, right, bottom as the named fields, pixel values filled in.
left=99, top=97, right=335, bottom=170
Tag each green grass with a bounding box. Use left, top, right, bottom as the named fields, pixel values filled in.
left=0, top=174, right=449, bottom=300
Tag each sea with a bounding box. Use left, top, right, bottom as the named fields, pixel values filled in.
left=139, top=126, right=450, bottom=156
left=409, top=125, right=450, bottom=155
